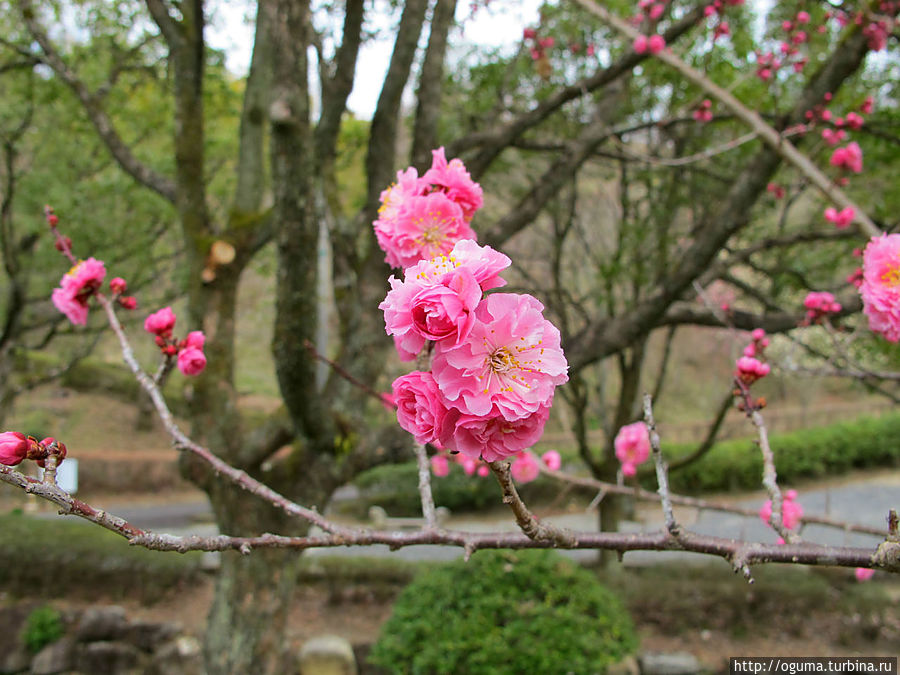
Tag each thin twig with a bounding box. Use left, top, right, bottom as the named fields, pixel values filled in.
left=489, top=460, right=576, bottom=546
left=572, top=0, right=881, bottom=237
left=413, top=443, right=438, bottom=529
left=642, top=393, right=679, bottom=536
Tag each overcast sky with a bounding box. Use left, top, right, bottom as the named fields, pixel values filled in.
left=205, top=0, right=544, bottom=119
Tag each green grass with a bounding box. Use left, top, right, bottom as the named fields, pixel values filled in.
left=0, top=512, right=203, bottom=602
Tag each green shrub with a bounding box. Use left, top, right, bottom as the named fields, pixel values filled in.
left=652, top=413, right=900, bottom=494
left=0, top=513, right=202, bottom=601
left=370, top=549, right=638, bottom=674
left=350, top=461, right=591, bottom=518
left=21, top=605, right=64, bottom=653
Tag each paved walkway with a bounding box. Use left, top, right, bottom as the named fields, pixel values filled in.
left=86, top=469, right=898, bottom=567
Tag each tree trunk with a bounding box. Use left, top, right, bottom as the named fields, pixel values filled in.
left=202, top=475, right=321, bottom=675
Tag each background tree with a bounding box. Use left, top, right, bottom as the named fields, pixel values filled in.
left=2, top=0, right=898, bottom=672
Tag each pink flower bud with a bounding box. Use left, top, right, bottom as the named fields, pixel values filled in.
left=477, top=464, right=490, bottom=477
left=109, top=277, right=127, bottom=294
left=431, top=454, right=450, bottom=477
left=752, top=328, right=766, bottom=341
left=144, top=307, right=177, bottom=336
left=541, top=450, right=562, bottom=471
left=36, top=436, right=67, bottom=468
left=633, top=35, right=648, bottom=54
left=184, top=330, right=206, bottom=350
left=0, top=431, right=29, bottom=466
left=118, top=296, right=138, bottom=310
left=796, top=11, right=810, bottom=23
left=510, top=452, right=540, bottom=483
left=177, top=346, right=207, bottom=376
left=855, top=568, right=875, bottom=582
left=647, top=34, right=666, bottom=54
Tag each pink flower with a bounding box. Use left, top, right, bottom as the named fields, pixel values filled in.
left=442, top=403, right=551, bottom=462
left=860, top=234, right=900, bottom=342
left=51, top=258, right=107, bottom=325
left=614, top=422, right=650, bottom=477
left=751, top=328, right=766, bottom=341
left=392, top=371, right=454, bottom=445
left=824, top=206, right=855, bottom=228
left=796, top=10, right=810, bottom=23
left=541, top=449, right=562, bottom=471
left=460, top=456, right=477, bottom=475
left=432, top=293, right=568, bottom=421
left=844, top=112, right=864, bottom=130
left=477, top=464, right=490, bottom=477
left=109, top=277, right=127, bottom=294
left=648, top=34, right=666, bottom=54
left=0, top=431, right=29, bottom=466
left=374, top=191, right=475, bottom=269
left=759, top=489, right=804, bottom=531
left=633, top=35, right=648, bottom=53
left=735, top=355, right=770, bottom=384
left=380, top=241, right=510, bottom=360
left=177, top=346, right=207, bottom=376
left=184, top=330, right=206, bottom=350
left=803, top=291, right=842, bottom=323
left=860, top=96, right=874, bottom=114
left=829, top=142, right=863, bottom=173
left=421, top=147, right=484, bottom=222
left=510, top=452, right=541, bottom=483
left=430, top=454, right=450, bottom=477
left=144, top=307, right=177, bottom=336
left=119, top=296, right=138, bottom=310
left=855, top=567, right=875, bottom=582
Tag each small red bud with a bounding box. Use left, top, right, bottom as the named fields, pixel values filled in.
left=54, top=236, right=72, bottom=252
left=118, top=296, right=138, bottom=310
left=163, top=345, right=177, bottom=356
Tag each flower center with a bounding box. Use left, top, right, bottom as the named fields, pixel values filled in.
left=488, top=347, right=516, bottom=373
left=880, top=263, right=900, bottom=287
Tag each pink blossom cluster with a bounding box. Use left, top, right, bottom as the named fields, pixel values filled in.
left=51, top=258, right=107, bottom=326
left=431, top=448, right=561, bottom=484
left=823, top=206, right=855, bottom=229
left=759, top=489, right=804, bottom=541
left=522, top=28, right=559, bottom=61
left=144, top=307, right=208, bottom=376
left=736, top=328, right=770, bottom=385
left=379, top=154, right=568, bottom=463
left=766, top=182, right=785, bottom=200
left=693, top=99, right=713, bottom=123
left=0, top=431, right=67, bottom=468
left=633, top=33, right=666, bottom=55
left=829, top=142, right=863, bottom=173
left=702, top=0, right=743, bottom=44
left=46, top=207, right=137, bottom=325
left=802, top=291, right=842, bottom=325
left=860, top=234, right=900, bottom=342
left=614, top=421, right=651, bottom=477
left=373, top=148, right=483, bottom=269
left=636, top=0, right=667, bottom=21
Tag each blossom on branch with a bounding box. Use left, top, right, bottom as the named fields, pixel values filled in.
left=380, top=240, right=510, bottom=360
left=432, top=293, right=568, bottom=421
left=860, top=233, right=900, bottom=342
left=0, top=431, right=29, bottom=466
left=51, top=257, right=107, bottom=325
left=144, top=307, right=177, bottom=337
left=614, top=422, right=650, bottom=477
left=392, top=371, right=454, bottom=445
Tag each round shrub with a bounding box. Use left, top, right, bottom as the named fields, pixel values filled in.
left=370, top=549, right=638, bottom=674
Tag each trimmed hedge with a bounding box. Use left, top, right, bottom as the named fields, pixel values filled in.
left=658, top=413, right=900, bottom=494
left=369, top=549, right=638, bottom=674
left=349, top=413, right=900, bottom=516
left=0, top=512, right=203, bottom=601
left=348, top=461, right=589, bottom=518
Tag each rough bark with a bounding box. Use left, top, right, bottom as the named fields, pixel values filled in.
left=411, top=0, right=457, bottom=169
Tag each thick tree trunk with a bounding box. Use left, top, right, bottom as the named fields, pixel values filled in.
left=202, top=481, right=313, bottom=675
